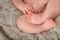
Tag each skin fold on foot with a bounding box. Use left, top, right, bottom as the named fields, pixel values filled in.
left=16, top=15, right=56, bottom=33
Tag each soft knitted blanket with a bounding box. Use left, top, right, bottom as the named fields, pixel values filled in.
left=0, top=0, right=60, bottom=40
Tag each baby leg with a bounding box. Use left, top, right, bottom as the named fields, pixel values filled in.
left=41, top=0, right=60, bottom=25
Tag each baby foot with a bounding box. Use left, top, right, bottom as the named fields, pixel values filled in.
left=26, top=13, right=48, bottom=24
left=25, top=0, right=49, bottom=24
left=17, top=15, right=56, bottom=33
left=26, top=4, right=48, bottom=24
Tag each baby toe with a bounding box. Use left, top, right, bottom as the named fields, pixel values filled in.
left=26, top=15, right=31, bottom=23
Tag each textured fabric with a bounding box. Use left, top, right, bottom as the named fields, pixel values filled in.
left=0, top=0, right=60, bottom=40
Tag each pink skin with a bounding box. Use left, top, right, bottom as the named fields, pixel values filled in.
left=13, top=0, right=49, bottom=24
left=27, top=4, right=48, bottom=24
left=28, top=0, right=60, bottom=24
left=31, top=0, right=49, bottom=13
left=13, top=0, right=33, bottom=15
left=17, top=15, right=56, bottom=33
left=13, top=0, right=57, bottom=33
